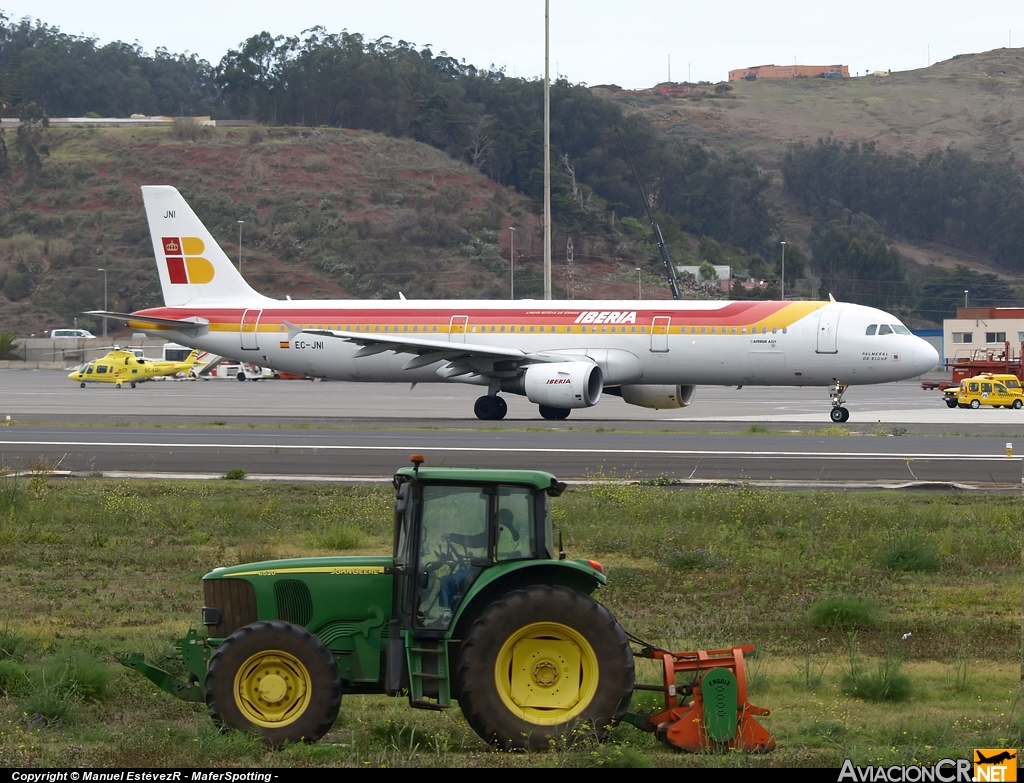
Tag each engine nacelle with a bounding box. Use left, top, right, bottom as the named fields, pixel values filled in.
left=509, top=362, right=603, bottom=409
left=619, top=384, right=696, bottom=410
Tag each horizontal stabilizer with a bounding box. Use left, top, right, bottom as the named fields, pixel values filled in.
left=85, top=310, right=210, bottom=333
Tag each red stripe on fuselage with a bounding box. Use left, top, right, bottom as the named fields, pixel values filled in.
left=132, top=301, right=797, bottom=328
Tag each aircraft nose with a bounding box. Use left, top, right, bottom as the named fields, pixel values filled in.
left=915, top=339, right=940, bottom=374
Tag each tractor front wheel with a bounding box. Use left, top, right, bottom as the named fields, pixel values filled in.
left=456, top=585, right=634, bottom=751
left=205, top=621, right=341, bottom=748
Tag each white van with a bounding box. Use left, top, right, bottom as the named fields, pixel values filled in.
left=51, top=329, right=96, bottom=339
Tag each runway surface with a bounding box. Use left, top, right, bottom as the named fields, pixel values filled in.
left=1, top=371, right=1021, bottom=486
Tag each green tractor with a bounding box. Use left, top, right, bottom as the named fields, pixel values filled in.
left=122, top=458, right=635, bottom=750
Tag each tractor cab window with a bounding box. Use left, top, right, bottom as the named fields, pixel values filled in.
left=416, top=485, right=490, bottom=629
left=496, top=486, right=534, bottom=562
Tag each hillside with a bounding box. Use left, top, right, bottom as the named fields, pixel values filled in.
left=603, top=48, right=1024, bottom=285
left=5, top=43, right=1024, bottom=335
left=0, top=124, right=680, bottom=336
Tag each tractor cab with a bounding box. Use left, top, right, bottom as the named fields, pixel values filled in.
left=391, top=459, right=565, bottom=635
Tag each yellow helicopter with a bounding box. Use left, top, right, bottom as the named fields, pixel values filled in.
left=69, top=348, right=200, bottom=388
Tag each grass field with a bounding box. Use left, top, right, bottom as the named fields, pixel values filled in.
left=0, top=476, right=1019, bottom=767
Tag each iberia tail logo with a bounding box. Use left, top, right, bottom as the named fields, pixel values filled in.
left=162, top=237, right=214, bottom=284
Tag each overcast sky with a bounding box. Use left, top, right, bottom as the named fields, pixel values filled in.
left=2, top=1, right=1022, bottom=88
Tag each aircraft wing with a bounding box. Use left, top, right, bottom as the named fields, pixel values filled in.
left=284, top=322, right=589, bottom=378
left=86, top=311, right=210, bottom=333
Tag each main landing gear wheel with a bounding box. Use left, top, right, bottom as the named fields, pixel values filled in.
left=474, top=395, right=508, bottom=420
left=130, top=382, right=136, bottom=389
left=456, top=585, right=634, bottom=751
left=204, top=621, right=341, bottom=749
left=538, top=405, right=571, bottom=420
left=115, top=382, right=122, bottom=389
left=830, top=406, right=850, bottom=423
left=80, top=382, right=85, bottom=388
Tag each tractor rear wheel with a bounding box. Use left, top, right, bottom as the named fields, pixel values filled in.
left=456, top=585, right=633, bottom=751
left=205, top=621, right=341, bottom=748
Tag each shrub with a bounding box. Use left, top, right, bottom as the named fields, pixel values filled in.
left=878, top=530, right=939, bottom=572
left=808, top=596, right=874, bottom=628
left=0, top=659, right=26, bottom=695
left=664, top=547, right=732, bottom=571
left=302, top=154, right=331, bottom=172
left=246, top=124, right=267, bottom=145
left=224, top=468, right=247, bottom=481
left=0, top=621, right=26, bottom=660
left=310, top=525, right=364, bottom=550
left=842, top=654, right=912, bottom=702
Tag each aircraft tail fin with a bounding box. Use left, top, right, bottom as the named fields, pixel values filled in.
left=141, top=186, right=272, bottom=308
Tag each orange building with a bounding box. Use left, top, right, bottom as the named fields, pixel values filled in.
left=728, top=64, right=849, bottom=81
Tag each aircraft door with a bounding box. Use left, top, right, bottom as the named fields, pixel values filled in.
left=240, top=309, right=262, bottom=350
left=816, top=309, right=840, bottom=354
left=449, top=315, right=468, bottom=343
left=651, top=316, right=671, bottom=353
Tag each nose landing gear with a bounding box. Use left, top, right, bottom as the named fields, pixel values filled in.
left=829, top=382, right=850, bottom=423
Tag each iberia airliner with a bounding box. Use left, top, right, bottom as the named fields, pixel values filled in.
left=90, top=186, right=938, bottom=422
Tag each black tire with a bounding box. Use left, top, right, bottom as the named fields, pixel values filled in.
left=237, top=372, right=247, bottom=382
left=830, top=407, right=844, bottom=423
left=970, top=399, right=980, bottom=409
left=456, top=585, right=634, bottom=751
left=115, top=382, right=122, bottom=389
left=80, top=382, right=85, bottom=388
left=205, top=621, right=341, bottom=749
left=945, top=399, right=957, bottom=408
left=130, top=382, right=136, bottom=388
left=1014, top=400, right=1022, bottom=409
left=474, top=395, right=502, bottom=420
left=539, top=405, right=571, bottom=420
left=495, top=396, right=508, bottom=419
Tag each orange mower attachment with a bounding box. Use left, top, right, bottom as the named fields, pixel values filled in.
left=625, top=643, right=775, bottom=753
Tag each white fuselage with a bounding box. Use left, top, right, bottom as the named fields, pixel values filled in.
left=135, top=299, right=939, bottom=389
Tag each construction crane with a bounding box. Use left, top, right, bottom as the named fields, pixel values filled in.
left=615, top=127, right=682, bottom=300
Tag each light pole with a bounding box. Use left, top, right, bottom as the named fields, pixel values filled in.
left=237, top=220, right=245, bottom=273
left=509, top=227, right=515, bottom=300
left=97, top=268, right=107, bottom=337
left=964, top=290, right=969, bottom=308
left=636, top=268, right=642, bottom=300
left=780, top=241, right=786, bottom=301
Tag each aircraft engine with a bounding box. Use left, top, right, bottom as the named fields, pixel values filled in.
left=507, top=362, right=603, bottom=409
left=619, top=384, right=696, bottom=409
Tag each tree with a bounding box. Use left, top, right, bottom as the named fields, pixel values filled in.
left=809, top=211, right=908, bottom=309
left=13, top=101, right=48, bottom=183
left=698, top=260, right=719, bottom=281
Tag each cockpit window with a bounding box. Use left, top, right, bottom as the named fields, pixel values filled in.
left=892, top=325, right=912, bottom=335
left=865, top=325, right=877, bottom=336
left=878, top=324, right=893, bottom=335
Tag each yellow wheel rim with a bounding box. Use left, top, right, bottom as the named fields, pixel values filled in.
left=494, top=621, right=599, bottom=727
left=233, top=649, right=311, bottom=728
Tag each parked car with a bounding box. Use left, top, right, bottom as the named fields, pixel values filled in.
left=50, top=329, right=96, bottom=339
